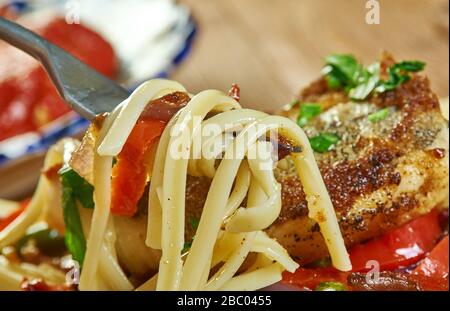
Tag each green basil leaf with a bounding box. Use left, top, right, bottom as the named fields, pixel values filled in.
left=60, top=178, right=86, bottom=265
left=59, top=167, right=94, bottom=209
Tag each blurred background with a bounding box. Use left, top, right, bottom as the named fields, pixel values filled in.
left=173, top=0, right=449, bottom=110
left=0, top=0, right=448, bottom=198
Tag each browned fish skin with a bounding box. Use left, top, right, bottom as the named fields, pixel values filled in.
left=182, top=60, right=448, bottom=265
left=266, top=55, right=448, bottom=264
left=69, top=55, right=448, bottom=273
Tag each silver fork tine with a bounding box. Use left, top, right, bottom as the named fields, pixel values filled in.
left=0, top=17, right=128, bottom=120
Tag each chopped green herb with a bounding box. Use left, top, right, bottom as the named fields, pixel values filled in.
left=188, top=216, right=200, bottom=230
left=315, top=281, right=347, bottom=291
left=308, top=257, right=332, bottom=268
left=323, top=54, right=361, bottom=88
left=349, top=62, right=380, bottom=100
left=60, top=175, right=87, bottom=265
left=59, top=167, right=93, bottom=265
left=182, top=241, right=192, bottom=253
left=309, top=133, right=340, bottom=153
left=322, top=54, right=426, bottom=100
left=59, top=167, right=94, bottom=209
left=297, top=103, right=322, bottom=127
left=394, top=61, right=426, bottom=72
left=16, top=228, right=66, bottom=258
left=324, top=73, right=343, bottom=90
left=375, top=61, right=425, bottom=93
left=368, top=107, right=389, bottom=123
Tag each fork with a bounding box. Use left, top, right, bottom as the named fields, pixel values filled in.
left=0, top=17, right=128, bottom=120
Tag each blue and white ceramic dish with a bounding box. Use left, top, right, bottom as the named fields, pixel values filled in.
left=0, top=0, right=197, bottom=167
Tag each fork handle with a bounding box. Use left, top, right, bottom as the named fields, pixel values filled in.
left=0, top=16, right=129, bottom=120
left=0, top=16, right=51, bottom=62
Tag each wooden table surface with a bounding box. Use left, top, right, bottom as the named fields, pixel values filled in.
left=173, top=0, right=449, bottom=111
left=0, top=0, right=448, bottom=200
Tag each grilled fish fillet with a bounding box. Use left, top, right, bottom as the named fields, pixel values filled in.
left=267, top=74, right=448, bottom=264
left=184, top=59, right=449, bottom=265
left=69, top=56, right=449, bottom=275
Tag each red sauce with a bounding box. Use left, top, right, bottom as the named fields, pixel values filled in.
left=0, top=17, right=118, bottom=141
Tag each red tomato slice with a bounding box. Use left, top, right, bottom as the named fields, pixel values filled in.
left=282, top=210, right=445, bottom=290
left=41, top=19, right=117, bottom=79
left=413, top=235, right=449, bottom=291
left=349, top=210, right=442, bottom=271
left=282, top=267, right=349, bottom=290
left=0, top=199, right=30, bottom=231
left=110, top=118, right=166, bottom=216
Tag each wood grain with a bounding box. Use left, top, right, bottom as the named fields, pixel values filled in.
left=173, top=0, right=449, bottom=111
left=1, top=0, right=448, bottom=200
